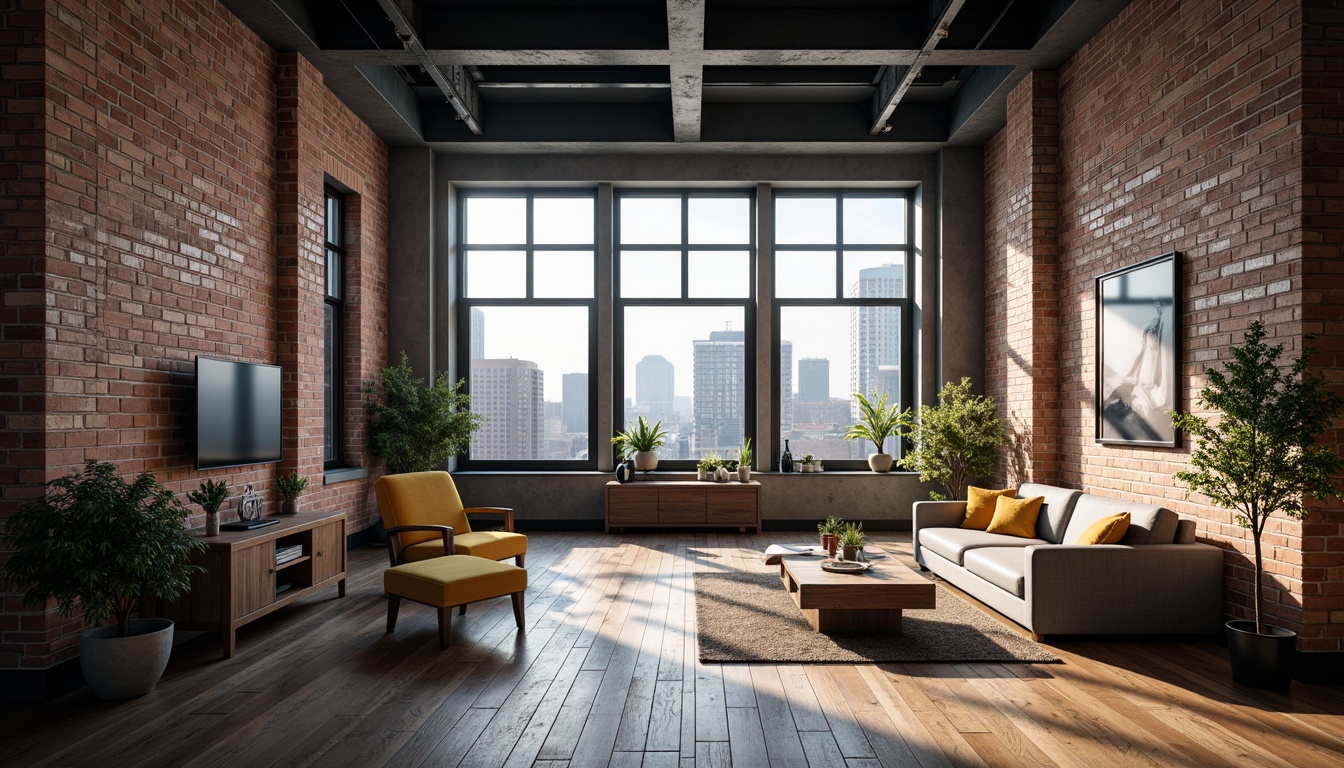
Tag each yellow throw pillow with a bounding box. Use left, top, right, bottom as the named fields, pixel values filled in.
left=986, top=495, right=1045, bottom=538
left=1076, top=512, right=1131, bottom=545
left=961, top=486, right=1017, bottom=530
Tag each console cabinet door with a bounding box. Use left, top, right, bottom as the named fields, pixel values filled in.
left=311, top=520, right=345, bottom=584
left=608, top=486, right=657, bottom=525
left=707, top=487, right=757, bottom=524
left=233, top=541, right=276, bottom=618
left=659, top=488, right=707, bottom=524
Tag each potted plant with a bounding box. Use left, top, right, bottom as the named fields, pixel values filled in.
left=1171, top=321, right=1343, bottom=690
left=838, top=521, right=865, bottom=562
left=900, top=377, right=1008, bottom=500
left=738, top=438, right=753, bottom=481
left=187, top=478, right=230, bottom=536
left=846, top=392, right=908, bottom=472
left=611, top=416, right=669, bottom=472
left=800, top=454, right=816, bottom=473
left=276, top=472, right=308, bottom=515
left=697, top=455, right=721, bottom=482
left=817, top=516, right=843, bottom=556
left=1, top=461, right=206, bottom=699
left=366, top=352, right=484, bottom=474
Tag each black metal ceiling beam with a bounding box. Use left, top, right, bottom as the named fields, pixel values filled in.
left=869, top=0, right=970, bottom=135
left=373, top=0, right=483, bottom=134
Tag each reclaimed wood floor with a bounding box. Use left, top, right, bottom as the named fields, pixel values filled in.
left=3, top=531, right=1342, bottom=768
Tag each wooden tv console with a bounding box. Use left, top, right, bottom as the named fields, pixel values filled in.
left=150, top=510, right=347, bottom=658
left=605, top=480, right=761, bottom=533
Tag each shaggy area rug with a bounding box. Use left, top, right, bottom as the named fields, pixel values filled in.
left=695, top=571, right=1061, bottom=664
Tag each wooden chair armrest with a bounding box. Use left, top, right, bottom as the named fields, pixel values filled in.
left=462, top=506, right=515, bottom=532
left=385, top=525, right=454, bottom=566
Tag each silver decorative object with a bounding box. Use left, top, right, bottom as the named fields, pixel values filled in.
left=236, top=484, right=264, bottom=523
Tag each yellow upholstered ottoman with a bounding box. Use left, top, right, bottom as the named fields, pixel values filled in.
left=384, top=555, right=528, bottom=649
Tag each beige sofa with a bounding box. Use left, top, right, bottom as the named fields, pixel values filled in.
left=913, top=483, right=1224, bottom=639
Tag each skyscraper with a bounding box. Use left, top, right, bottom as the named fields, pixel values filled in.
left=469, top=358, right=544, bottom=459
left=635, top=355, right=675, bottom=425
left=562, top=372, right=588, bottom=433
left=693, top=329, right=744, bottom=456
left=851, top=264, right=902, bottom=418
left=780, top=340, right=793, bottom=433
left=798, top=357, right=830, bottom=401
left=470, top=307, right=485, bottom=360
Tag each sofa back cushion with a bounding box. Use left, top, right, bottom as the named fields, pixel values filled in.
left=1018, top=483, right=1082, bottom=544
left=1064, top=493, right=1178, bottom=545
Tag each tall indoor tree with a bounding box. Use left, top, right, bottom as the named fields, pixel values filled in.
left=366, top=352, right=485, bottom=474
left=899, top=377, right=1007, bottom=500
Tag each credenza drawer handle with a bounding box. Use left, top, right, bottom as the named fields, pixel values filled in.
left=268, top=568, right=275, bottom=575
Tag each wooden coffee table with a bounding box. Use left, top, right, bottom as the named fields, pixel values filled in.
left=777, top=556, right=936, bottom=633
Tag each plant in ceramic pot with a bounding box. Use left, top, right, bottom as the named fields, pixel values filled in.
left=1171, top=321, right=1343, bottom=690
left=846, top=392, right=908, bottom=472
left=276, top=472, right=308, bottom=515
left=1, top=460, right=206, bottom=699
left=187, top=478, right=230, bottom=537
left=737, top=438, right=753, bottom=481
left=366, top=352, right=484, bottom=474
left=612, top=416, right=668, bottom=472
left=899, top=377, right=1007, bottom=500
left=817, top=515, right=844, bottom=555
left=697, top=455, right=721, bottom=482
left=838, top=521, right=865, bottom=562
left=800, top=454, right=815, bottom=473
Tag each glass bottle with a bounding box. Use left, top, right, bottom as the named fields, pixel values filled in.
left=781, top=439, right=794, bottom=473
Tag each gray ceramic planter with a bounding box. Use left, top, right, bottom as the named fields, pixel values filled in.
left=79, top=618, right=174, bottom=699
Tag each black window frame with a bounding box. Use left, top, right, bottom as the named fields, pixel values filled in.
left=323, top=185, right=346, bottom=470
left=771, top=189, right=915, bottom=471
left=456, top=188, right=600, bottom=470
left=614, top=188, right=758, bottom=471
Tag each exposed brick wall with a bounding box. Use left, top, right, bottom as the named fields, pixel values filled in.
left=0, top=0, right=388, bottom=671
left=986, top=0, right=1344, bottom=649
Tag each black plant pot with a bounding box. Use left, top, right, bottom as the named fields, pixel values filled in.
left=1226, top=620, right=1296, bottom=690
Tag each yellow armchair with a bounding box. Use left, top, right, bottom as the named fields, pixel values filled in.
left=375, top=471, right=528, bottom=568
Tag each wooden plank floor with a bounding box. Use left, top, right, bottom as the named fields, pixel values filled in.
left=3, top=531, right=1342, bottom=767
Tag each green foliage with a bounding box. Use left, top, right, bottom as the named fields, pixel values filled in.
left=838, top=521, right=865, bottom=549
left=187, top=478, right=230, bottom=515
left=697, top=454, right=722, bottom=472
left=801, top=454, right=815, bottom=464
left=1171, top=321, right=1344, bottom=634
left=365, top=352, right=484, bottom=475
left=739, top=438, right=753, bottom=467
left=845, top=392, right=909, bottom=455
left=275, top=472, right=308, bottom=501
left=899, top=378, right=1007, bottom=501
left=816, top=516, right=844, bottom=535
left=611, top=416, right=669, bottom=454
left=1, top=461, right=206, bottom=638
left=722, top=459, right=739, bottom=472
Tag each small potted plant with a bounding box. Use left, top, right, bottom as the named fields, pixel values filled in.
left=697, top=455, right=721, bottom=482
left=800, top=454, right=816, bottom=473
left=900, top=377, right=1007, bottom=500
left=611, top=416, right=669, bottom=472
left=846, top=392, right=909, bottom=473
left=276, top=472, right=309, bottom=515
left=187, top=478, right=230, bottom=536
left=817, top=516, right=843, bottom=556
left=737, top=438, right=753, bottom=481
left=1171, top=321, right=1343, bottom=690
left=838, top=521, right=865, bottom=562
left=1, top=460, right=206, bottom=699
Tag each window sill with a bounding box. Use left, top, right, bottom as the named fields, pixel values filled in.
left=323, top=467, right=369, bottom=484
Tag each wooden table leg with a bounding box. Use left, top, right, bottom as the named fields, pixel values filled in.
left=804, top=608, right=903, bottom=633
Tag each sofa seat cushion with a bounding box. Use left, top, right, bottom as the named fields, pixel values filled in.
left=963, top=547, right=1027, bottom=598
left=919, top=527, right=1048, bottom=566
left=1064, top=494, right=1176, bottom=545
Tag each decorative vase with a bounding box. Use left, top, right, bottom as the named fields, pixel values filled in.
left=697, top=468, right=708, bottom=481
left=1226, top=620, right=1296, bottom=690
left=633, top=451, right=658, bottom=472
left=841, top=544, right=858, bottom=562
left=820, top=533, right=834, bottom=554
left=827, top=537, right=839, bottom=558
left=812, top=462, right=823, bottom=473
left=738, top=466, right=750, bottom=482
left=714, top=466, right=730, bottom=483
left=78, top=618, right=174, bottom=699
left=281, top=498, right=299, bottom=515
left=615, top=459, right=634, bottom=483
left=206, top=510, right=220, bottom=537
left=867, top=453, right=895, bottom=473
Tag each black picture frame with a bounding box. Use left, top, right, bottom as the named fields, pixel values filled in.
left=1095, top=252, right=1181, bottom=447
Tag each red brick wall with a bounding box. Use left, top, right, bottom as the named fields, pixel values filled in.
left=0, top=0, right=387, bottom=671
left=986, top=0, right=1344, bottom=649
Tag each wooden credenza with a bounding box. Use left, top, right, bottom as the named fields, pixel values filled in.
left=605, top=480, right=761, bottom=533
left=150, top=511, right=347, bottom=658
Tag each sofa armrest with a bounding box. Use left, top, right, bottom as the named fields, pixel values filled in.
left=1026, top=544, right=1225, bottom=635
left=912, top=501, right=967, bottom=566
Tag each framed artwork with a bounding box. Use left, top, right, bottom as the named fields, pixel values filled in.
left=1095, top=252, right=1181, bottom=447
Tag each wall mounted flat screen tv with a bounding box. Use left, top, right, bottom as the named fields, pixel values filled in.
left=195, top=356, right=282, bottom=470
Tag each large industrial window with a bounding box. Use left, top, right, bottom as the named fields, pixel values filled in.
left=457, top=190, right=598, bottom=468
left=615, top=190, right=756, bottom=468
left=773, top=191, right=912, bottom=470
left=323, top=186, right=345, bottom=469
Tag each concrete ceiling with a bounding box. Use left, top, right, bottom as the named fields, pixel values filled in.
left=221, top=0, right=1131, bottom=154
